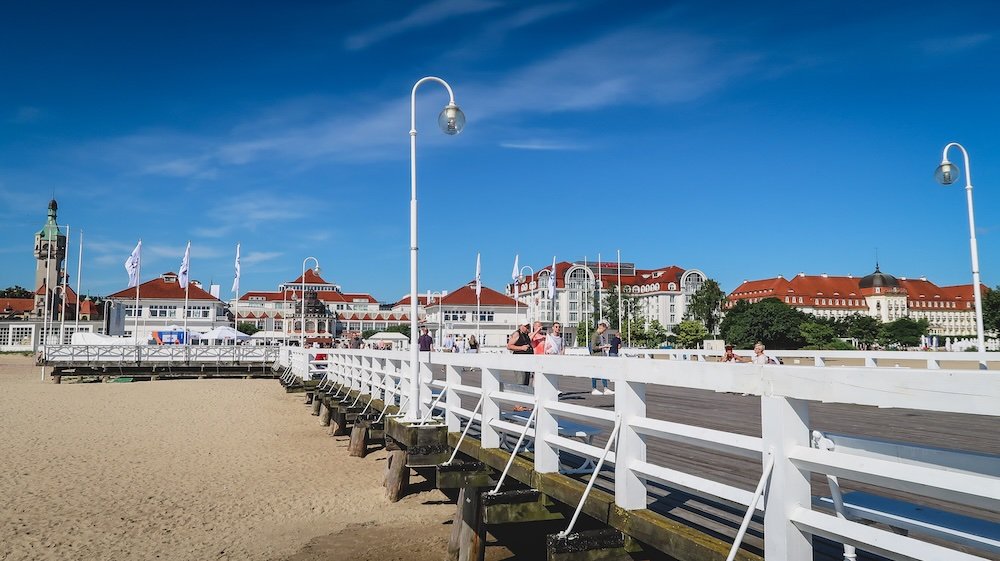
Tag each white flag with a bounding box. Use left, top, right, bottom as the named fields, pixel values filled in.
left=178, top=242, right=191, bottom=289
left=124, top=240, right=141, bottom=288
left=511, top=254, right=519, bottom=299
left=548, top=256, right=556, bottom=298
left=231, top=243, right=241, bottom=294
left=475, top=253, right=482, bottom=299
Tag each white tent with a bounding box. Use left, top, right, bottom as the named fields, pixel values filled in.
left=365, top=331, right=409, bottom=350
left=200, top=326, right=251, bottom=342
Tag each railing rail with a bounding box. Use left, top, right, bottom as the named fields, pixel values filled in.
left=42, top=344, right=280, bottom=365
left=285, top=347, right=1000, bottom=560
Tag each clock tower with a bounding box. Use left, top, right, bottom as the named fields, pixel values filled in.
left=33, top=199, right=67, bottom=318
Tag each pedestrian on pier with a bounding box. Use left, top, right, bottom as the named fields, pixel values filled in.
left=507, top=322, right=534, bottom=385
left=530, top=321, right=546, bottom=355
left=751, top=342, right=780, bottom=365
left=589, top=320, right=612, bottom=395
left=544, top=322, right=565, bottom=355
left=467, top=335, right=479, bottom=353
left=418, top=327, right=434, bottom=352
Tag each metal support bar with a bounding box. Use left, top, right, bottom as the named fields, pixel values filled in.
left=558, top=415, right=622, bottom=538
left=725, top=450, right=775, bottom=561
left=444, top=394, right=485, bottom=466
left=490, top=405, right=538, bottom=495
left=418, top=384, right=449, bottom=425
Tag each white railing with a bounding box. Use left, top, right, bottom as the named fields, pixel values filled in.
left=617, top=347, right=996, bottom=370
left=286, top=346, right=1000, bottom=561
left=42, top=344, right=280, bottom=365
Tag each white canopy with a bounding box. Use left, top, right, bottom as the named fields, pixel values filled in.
left=200, top=326, right=251, bottom=341
left=366, top=332, right=409, bottom=341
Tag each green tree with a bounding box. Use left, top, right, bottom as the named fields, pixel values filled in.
left=685, top=279, right=726, bottom=335
left=719, top=298, right=809, bottom=349
left=237, top=322, right=260, bottom=336
left=674, top=320, right=709, bottom=349
left=983, top=285, right=999, bottom=333
left=877, top=317, right=930, bottom=348
left=384, top=324, right=411, bottom=338
left=842, top=314, right=881, bottom=349
left=576, top=320, right=595, bottom=346
left=799, top=321, right=854, bottom=350
left=0, top=285, right=32, bottom=299
left=361, top=329, right=377, bottom=339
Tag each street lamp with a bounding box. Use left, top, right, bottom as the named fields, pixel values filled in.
left=935, top=142, right=986, bottom=367
left=408, top=76, right=465, bottom=421
left=301, top=256, right=321, bottom=348
left=518, top=265, right=534, bottom=324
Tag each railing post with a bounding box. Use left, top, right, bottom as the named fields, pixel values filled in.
left=419, top=358, right=434, bottom=419
left=481, top=367, right=501, bottom=449
left=761, top=395, right=812, bottom=560
left=814, top=356, right=825, bottom=367
left=614, top=373, right=646, bottom=510
left=534, top=370, right=560, bottom=473
left=445, top=363, right=462, bottom=432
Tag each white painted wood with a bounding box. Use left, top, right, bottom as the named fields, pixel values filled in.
left=762, top=396, right=813, bottom=561
left=445, top=364, right=462, bottom=432
left=616, top=379, right=647, bottom=510
left=791, top=507, right=988, bottom=561
left=480, top=367, right=502, bottom=449
left=535, top=372, right=560, bottom=473
left=630, top=417, right=762, bottom=459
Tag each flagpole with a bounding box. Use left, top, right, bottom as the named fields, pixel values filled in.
left=59, top=224, right=70, bottom=343
left=75, top=229, right=83, bottom=332
left=598, top=253, right=603, bottom=323
left=134, top=239, right=141, bottom=344
left=512, top=254, right=519, bottom=328
left=550, top=256, right=557, bottom=322
left=475, top=253, right=482, bottom=345
left=182, top=241, right=190, bottom=344
left=617, top=249, right=623, bottom=340
left=584, top=256, right=589, bottom=334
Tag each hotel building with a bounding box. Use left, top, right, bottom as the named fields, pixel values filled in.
left=726, top=266, right=987, bottom=337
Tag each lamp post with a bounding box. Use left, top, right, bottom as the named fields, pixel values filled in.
left=408, top=76, right=465, bottom=421
left=935, top=142, right=986, bottom=367
left=518, top=265, right=534, bottom=324
left=301, top=257, right=321, bottom=348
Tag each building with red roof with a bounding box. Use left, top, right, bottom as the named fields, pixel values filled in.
left=235, top=269, right=400, bottom=341
left=726, top=265, right=987, bottom=336
left=106, top=271, right=229, bottom=340
left=508, top=260, right=708, bottom=334
left=425, top=280, right=521, bottom=347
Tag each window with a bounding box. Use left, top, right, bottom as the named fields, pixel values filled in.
left=444, top=310, right=468, bottom=322
left=186, top=306, right=210, bottom=318
left=125, top=305, right=142, bottom=317
left=478, top=311, right=494, bottom=322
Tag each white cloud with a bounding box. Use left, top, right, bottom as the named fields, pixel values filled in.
left=920, top=33, right=992, bottom=55
left=345, top=0, right=501, bottom=51
left=10, top=106, right=43, bottom=124
left=499, top=139, right=586, bottom=151
left=242, top=251, right=283, bottom=266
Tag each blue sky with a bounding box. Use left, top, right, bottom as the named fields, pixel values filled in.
left=2, top=1, right=998, bottom=302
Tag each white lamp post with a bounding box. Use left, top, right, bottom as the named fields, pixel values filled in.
left=301, top=257, right=321, bottom=348
left=408, top=76, right=465, bottom=421
left=935, top=142, right=987, bottom=367
left=518, top=265, right=534, bottom=324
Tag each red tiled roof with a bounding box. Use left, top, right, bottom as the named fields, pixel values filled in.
left=288, top=269, right=331, bottom=285
left=512, top=261, right=689, bottom=292
left=727, top=273, right=986, bottom=311
left=393, top=294, right=434, bottom=307
left=1, top=298, right=35, bottom=313
left=107, top=273, right=222, bottom=301
left=429, top=282, right=518, bottom=307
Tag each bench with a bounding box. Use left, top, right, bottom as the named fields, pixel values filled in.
left=811, top=430, right=1000, bottom=558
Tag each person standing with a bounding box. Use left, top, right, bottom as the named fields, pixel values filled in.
left=418, top=327, right=434, bottom=352
left=467, top=334, right=479, bottom=353
left=530, top=321, right=546, bottom=355
left=751, top=342, right=780, bottom=365
left=589, top=320, right=612, bottom=395
left=543, top=322, right=565, bottom=355
left=443, top=333, right=455, bottom=353
left=507, top=322, right=534, bottom=385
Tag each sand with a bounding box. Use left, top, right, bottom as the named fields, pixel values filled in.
left=0, top=355, right=506, bottom=561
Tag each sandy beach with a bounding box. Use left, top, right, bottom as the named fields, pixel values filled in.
left=0, top=355, right=506, bottom=561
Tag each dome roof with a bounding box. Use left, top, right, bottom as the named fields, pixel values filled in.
left=859, top=264, right=899, bottom=289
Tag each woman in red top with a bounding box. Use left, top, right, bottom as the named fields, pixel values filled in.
left=530, top=321, right=546, bottom=355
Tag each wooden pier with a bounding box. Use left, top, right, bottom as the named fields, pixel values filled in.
left=281, top=348, right=1000, bottom=561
